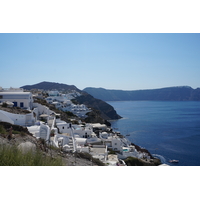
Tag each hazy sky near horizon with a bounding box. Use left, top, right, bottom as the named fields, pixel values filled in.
left=1, top=33, right=200, bottom=90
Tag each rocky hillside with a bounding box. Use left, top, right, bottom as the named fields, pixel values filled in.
left=84, top=86, right=200, bottom=101
left=0, top=122, right=104, bottom=166
left=21, top=81, right=122, bottom=121
left=73, top=92, right=122, bottom=120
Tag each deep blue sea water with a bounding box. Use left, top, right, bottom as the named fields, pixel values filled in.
left=107, top=101, right=200, bottom=166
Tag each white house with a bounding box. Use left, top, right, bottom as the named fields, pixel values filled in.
left=45, top=90, right=91, bottom=118
left=56, top=122, right=73, bottom=134
left=48, top=90, right=60, bottom=96
left=72, top=124, right=94, bottom=138
left=32, top=103, right=51, bottom=120
left=0, top=91, right=33, bottom=110
left=91, top=123, right=107, bottom=131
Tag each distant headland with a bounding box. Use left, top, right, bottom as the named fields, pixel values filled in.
left=83, top=86, right=200, bottom=101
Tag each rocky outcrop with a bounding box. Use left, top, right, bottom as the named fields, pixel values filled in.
left=84, top=110, right=111, bottom=127
left=73, top=92, right=122, bottom=120
left=0, top=121, right=32, bottom=136
left=0, top=106, right=31, bottom=114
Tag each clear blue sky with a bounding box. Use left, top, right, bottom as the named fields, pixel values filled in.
left=1, top=33, right=200, bottom=90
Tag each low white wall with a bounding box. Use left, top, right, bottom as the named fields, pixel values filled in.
left=0, top=110, right=35, bottom=126
left=0, top=110, right=14, bottom=124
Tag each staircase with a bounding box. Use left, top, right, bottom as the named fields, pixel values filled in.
left=68, top=137, right=74, bottom=149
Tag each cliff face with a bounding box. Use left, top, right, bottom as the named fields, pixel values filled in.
left=83, top=86, right=200, bottom=101
left=73, top=92, right=122, bottom=120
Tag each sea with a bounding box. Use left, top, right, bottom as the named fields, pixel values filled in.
left=107, top=101, right=200, bottom=166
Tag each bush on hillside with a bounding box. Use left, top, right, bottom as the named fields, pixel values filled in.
left=0, top=144, right=63, bottom=166
left=124, top=156, right=161, bottom=166
left=2, top=102, right=8, bottom=107
left=0, top=125, right=7, bottom=135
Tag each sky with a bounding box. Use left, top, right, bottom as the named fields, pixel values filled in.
left=1, top=33, right=200, bottom=90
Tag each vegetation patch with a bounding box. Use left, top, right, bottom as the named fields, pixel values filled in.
left=0, top=122, right=32, bottom=137
left=0, top=144, right=63, bottom=166
left=12, top=130, right=27, bottom=137
left=2, top=102, right=8, bottom=107
left=108, top=149, right=117, bottom=155
left=0, top=125, right=7, bottom=135
left=65, top=111, right=76, bottom=117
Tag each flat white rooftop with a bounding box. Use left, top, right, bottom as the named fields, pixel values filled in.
left=0, top=92, right=31, bottom=95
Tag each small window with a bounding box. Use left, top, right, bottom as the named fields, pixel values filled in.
left=63, top=127, right=64, bottom=129
left=0, top=95, right=3, bottom=99
left=115, top=143, right=117, bottom=145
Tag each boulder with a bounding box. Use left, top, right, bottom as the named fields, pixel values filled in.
left=17, top=141, right=36, bottom=153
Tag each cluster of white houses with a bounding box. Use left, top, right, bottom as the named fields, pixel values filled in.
left=0, top=87, right=152, bottom=166
left=45, top=90, right=91, bottom=118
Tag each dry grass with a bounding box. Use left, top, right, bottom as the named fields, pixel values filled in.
left=0, top=144, right=63, bottom=166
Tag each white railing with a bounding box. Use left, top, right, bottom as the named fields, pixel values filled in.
left=70, top=127, right=77, bottom=153
left=51, top=116, right=56, bottom=130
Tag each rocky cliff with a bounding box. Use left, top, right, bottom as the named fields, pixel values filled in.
left=73, top=92, right=122, bottom=122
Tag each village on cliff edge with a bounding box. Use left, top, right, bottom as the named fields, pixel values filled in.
left=0, top=86, right=165, bottom=166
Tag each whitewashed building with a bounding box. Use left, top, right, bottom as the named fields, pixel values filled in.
left=0, top=88, right=33, bottom=110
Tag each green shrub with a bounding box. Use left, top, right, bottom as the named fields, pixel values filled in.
left=2, top=102, right=8, bottom=107
left=72, top=120, right=79, bottom=125
left=108, top=149, right=116, bottom=155
left=0, top=144, right=63, bottom=166
left=92, top=157, right=105, bottom=166
left=65, top=111, right=75, bottom=117
left=12, top=130, right=26, bottom=137
left=0, top=125, right=7, bottom=135
left=124, top=156, right=161, bottom=166
left=124, top=157, right=147, bottom=166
